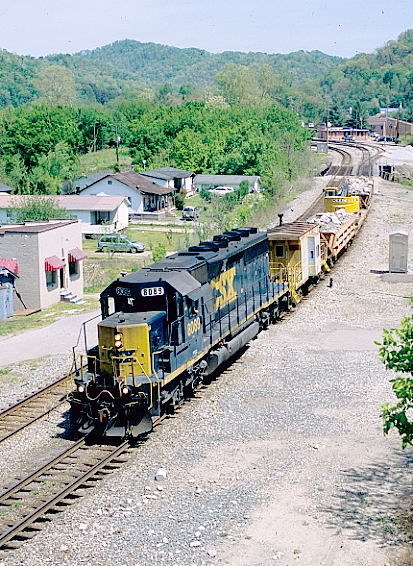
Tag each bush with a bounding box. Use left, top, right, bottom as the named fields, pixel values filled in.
left=152, top=242, right=167, bottom=262
left=199, top=188, right=211, bottom=202
left=174, top=190, right=185, bottom=211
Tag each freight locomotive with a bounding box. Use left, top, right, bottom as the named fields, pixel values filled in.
left=69, top=228, right=291, bottom=438
left=68, top=183, right=372, bottom=439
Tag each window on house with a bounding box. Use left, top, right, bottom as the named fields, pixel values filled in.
left=108, top=180, right=112, bottom=185
left=69, top=261, right=79, bottom=277
left=46, top=270, right=57, bottom=288
left=92, top=211, right=111, bottom=225
left=275, top=245, right=285, bottom=258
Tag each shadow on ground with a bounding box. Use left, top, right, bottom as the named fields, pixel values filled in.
left=322, top=448, right=413, bottom=547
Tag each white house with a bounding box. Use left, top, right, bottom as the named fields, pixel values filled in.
left=193, top=174, right=261, bottom=192
left=0, top=220, right=85, bottom=310
left=78, top=171, right=174, bottom=218
left=139, top=167, right=195, bottom=197
left=0, top=195, right=129, bottom=236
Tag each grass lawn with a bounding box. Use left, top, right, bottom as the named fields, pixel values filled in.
left=82, top=227, right=199, bottom=293
left=125, top=227, right=196, bottom=251
left=78, top=148, right=132, bottom=174
left=0, top=295, right=99, bottom=337
left=83, top=229, right=197, bottom=257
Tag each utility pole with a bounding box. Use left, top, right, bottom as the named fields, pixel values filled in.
left=93, top=124, right=97, bottom=153
left=114, top=124, right=120, bottom=165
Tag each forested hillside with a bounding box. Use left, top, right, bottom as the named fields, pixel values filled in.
left=1, top=30, right=413, bottom=205
left=1, top=31, right=413, bottom=121
left=0, top=40, right=341, bottom=107
left=321, top=29, right=413, bottom=122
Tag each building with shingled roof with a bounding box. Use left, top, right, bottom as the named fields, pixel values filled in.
left=77, top=171, right=174, bottom=219
left=139, top=167, right=195, bottom=196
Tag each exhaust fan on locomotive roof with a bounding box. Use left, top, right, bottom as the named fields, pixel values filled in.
left=188, top=245, right=218, bottom=253
left=212, top=235, right=229, bottom=247
left=222, top=231, right=242, bottom=241
left=233, top=228, right=255, bottom=237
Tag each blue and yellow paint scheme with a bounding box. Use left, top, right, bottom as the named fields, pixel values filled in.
left=68, top=227, right=288, bottom=438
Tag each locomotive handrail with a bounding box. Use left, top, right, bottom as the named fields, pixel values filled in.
left=269, top=262, right=288, bottom=283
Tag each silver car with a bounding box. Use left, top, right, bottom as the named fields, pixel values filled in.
left=97, top=235, right=145, bottom=253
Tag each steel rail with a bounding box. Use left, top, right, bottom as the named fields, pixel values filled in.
left=0, top=376, right=70, bottom=444
left=0, top=440, right=129, bottom=549
left=0, top=412, right=168, bottom=551
left=296, top=145, right=353, bottom=222
left=0, top=366, right=88, bottom=444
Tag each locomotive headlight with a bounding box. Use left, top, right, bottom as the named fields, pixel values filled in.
left=122, top=386, right=130, bottom=395
left=114, top=332, right=123, bottom=348
left=77, top=385, right=85, bottom=393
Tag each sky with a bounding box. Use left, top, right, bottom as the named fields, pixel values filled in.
left=0, top=0, right=411, bottom=59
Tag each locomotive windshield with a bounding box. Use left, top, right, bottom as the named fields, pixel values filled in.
left=101, top=282, right=167, bottom=318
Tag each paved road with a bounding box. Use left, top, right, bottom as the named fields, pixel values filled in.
left=0, top=309, right=100, bottom=368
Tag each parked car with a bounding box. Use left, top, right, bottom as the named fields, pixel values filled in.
left=208, top=186, right=235, bottom=196
left=182, top=206, right=200, bottom=220
left=97, top=235, right=145, bottom=253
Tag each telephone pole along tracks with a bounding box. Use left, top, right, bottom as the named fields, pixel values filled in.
left=0, top=376, right=70, bottom=444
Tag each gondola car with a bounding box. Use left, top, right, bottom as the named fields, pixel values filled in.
left=68, top=228, right=289, bottom=438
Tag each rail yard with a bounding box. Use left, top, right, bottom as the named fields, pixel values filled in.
left=0, top=142, right=412, bottom=566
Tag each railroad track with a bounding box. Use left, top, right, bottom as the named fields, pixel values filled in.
left=0, top=409, right=173, bottom=551
left=0, top=437, right=132, bottom=550
left=0, top=375, right=71, bottom=444
left=297, top=145, right=353, bottom=222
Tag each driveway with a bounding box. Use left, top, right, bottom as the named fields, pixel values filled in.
left=0, top=309, right=100, bottom=368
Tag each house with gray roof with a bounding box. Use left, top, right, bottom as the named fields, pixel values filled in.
left=78, top=171, right=174, bottom=219
left=0, top=183, right=13, bottom=194
left=194, top=174, right=261, bottom=192
left=140, top=167, right=195, bottom=196
left=0, top=194, right=129, bottom=235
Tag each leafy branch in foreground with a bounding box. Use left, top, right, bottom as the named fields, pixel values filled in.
left=377, top=298, right=413, bottom=448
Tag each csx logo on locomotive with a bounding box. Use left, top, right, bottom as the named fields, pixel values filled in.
left=211, top=267, right=237, bottom=310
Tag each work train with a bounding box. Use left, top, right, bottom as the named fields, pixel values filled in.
left=68, top=186, right=372, bottom=439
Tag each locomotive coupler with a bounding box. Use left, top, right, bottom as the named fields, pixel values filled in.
left=98, top=407, right=110, bottom=423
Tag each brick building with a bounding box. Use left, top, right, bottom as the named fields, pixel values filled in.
left=0, top=220, right=86, bottom=311
left=368, top=116, right=413, bottom=139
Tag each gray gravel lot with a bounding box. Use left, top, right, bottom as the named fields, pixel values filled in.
left=0, top=173, right=412, bottom=566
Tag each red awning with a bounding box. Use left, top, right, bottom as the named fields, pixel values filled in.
left=68, top=247, right=87, bottom=262
left=0, top=258, right=18, bottom=275
left=45, top=255, right=65, bottom=271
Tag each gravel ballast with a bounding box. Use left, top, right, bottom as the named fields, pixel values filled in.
left=0, top=170, right=412, bottom=566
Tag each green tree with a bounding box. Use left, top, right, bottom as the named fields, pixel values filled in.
left=30, top=142, right=79, bottom=194
left=215, top=63, right=259, bottom=105
left=34, top=65, right=77, bottom=105
left=0, top=154, right=31, bottom=194
left=345, top=100, right=368, bottom=128
left=7, top=194, right=72, bottom=222
left=377, top=300, right=413, bottom=447
left=1, top=105, right=81, bottom=168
